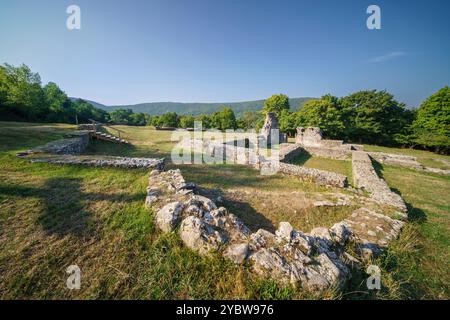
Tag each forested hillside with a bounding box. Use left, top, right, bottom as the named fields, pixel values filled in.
left=79, top=98, right=313, bottom=117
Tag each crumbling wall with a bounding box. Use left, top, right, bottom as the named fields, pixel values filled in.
left=30, top=155, right=165, bottom=170
left=146, top=168, right=405, bottom=294
left=277, top=162, right=348, bottom=188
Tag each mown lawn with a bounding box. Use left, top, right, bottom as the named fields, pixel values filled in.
left=0, top=121, right=448, bottom=299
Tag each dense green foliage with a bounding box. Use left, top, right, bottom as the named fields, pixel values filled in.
left=99, top=97, right=311, bottom=117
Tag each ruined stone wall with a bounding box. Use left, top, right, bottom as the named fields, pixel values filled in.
left=30, top=155, right=165, bottom=170
left=369, top=151, right=450, bottom=176
left=183, top=139, right=348, bottom=188
left=146, top=168, right=405, bottom=294
left=352, top=151, right=407, bottom=215
left=277, top=162, right=348, bottom=188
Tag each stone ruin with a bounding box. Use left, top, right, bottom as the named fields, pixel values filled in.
left=260, top=112, right=287, bottom=144
left=146, top=168, right=406, bottom=293
left=295, top=127, right=363, bottom=160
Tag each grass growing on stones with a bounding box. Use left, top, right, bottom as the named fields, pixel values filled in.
left=0, top=121, right=448, bottom=299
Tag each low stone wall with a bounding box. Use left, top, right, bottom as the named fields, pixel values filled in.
left=352, top=151, right=407, bottom=215
left=279, top=143, right=304, bottom=163
left=146, top=169, right=405, bottom=294
left=277, top=162, right=348, bottom=188
left=368, top=152, right=423, bottom=170
left=22, top=131, right=91, bottom=156
left=369, top=151, right=450, bottom=176
left=183, top=139, right=348, bottom=188
left=29, top=155, right=165, bottom=170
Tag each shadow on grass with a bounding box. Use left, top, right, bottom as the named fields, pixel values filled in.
left=0, top=178, right=146, bottom=238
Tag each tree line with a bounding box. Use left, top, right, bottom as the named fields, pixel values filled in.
left=1, top=63, right=448, bottom=153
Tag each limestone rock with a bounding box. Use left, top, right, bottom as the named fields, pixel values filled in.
left=310, top=227, right=332, bottom=241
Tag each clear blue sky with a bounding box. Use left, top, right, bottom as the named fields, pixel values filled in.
left=1, top=0, right=449, bottom=107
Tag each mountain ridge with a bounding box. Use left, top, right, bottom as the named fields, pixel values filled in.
left=70, top=97, right=315, bottom=117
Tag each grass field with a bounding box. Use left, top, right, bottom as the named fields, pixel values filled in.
left=0, top=121, right=448, bottom=299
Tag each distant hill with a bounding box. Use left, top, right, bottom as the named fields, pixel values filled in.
left=71, top=97, right=315, bottom=117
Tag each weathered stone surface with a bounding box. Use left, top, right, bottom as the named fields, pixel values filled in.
left=179, top=216, right=228, bottom=254
left=223, top=243, right=249, bottom=264
left=295, top=127, right=324, bottom=147
left=155, top=201, right=184, bottom=233
left=192, top=195, right=217, bottom=211
left=260, top=112, right=287, bottom=144
left=343, top=208, right=405, bottom=260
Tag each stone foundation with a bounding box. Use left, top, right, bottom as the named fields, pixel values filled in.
left=369, top=151, right=450, bottom=176
left=25, top=131, right=90, bottom=155
left=146, top=168, right=406, bottom=293
left=277, top=162, right=348, bottom=188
